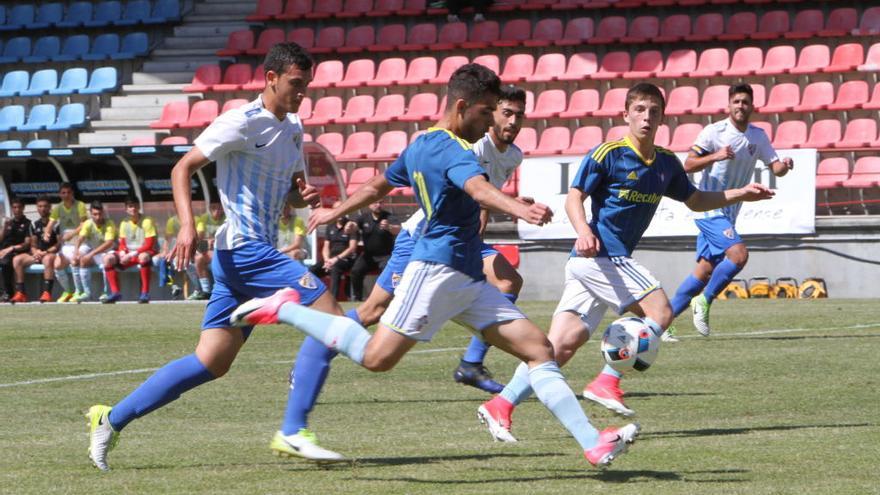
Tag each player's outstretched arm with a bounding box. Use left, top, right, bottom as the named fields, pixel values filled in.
left=308, top=174, right=394, bottom=233
left=169, top=147, right=211, bottom=269
left=464, top=175, right=552, bottom=226
left=685, top=183, right=774, bottom=212
left=683, top=146, right=734, bottom=173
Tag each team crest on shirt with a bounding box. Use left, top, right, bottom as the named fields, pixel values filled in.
left=298, top=273, right=318, bottom=290
left=391, top=272, right=402, bottom=288
left=723, top=228, right=735, bottom=239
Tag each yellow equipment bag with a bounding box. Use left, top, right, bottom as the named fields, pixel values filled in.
left=717, top=278, right=749, bottom=300
left=748, top=277, right=773, bottom=298
left=771, top=277, right=799, bottom=299
left=798, top=278, right=828, bottom=299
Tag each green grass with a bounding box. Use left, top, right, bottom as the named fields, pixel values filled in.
left=1, top=299, right=879, bottom=495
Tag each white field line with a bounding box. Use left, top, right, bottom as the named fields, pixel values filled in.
left=1, top=324, right=878, bottom=389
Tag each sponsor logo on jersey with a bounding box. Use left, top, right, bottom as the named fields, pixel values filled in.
left=626, top=171, right=638, bottom=180
left=618, top=189, right=662, bottom=204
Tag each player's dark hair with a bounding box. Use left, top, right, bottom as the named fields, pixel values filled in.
left=498, top=84, right=526, bottom=105
left=10, top=197, right=24, bottom=207
left=59, top=182, right=74, bottom=192
left=124, top=196, right=138, bottom=207
left=90, top=200, right=104, bottom=211
left=729, top=83, right=754, bottom=101
left=36, top=195, right=51, bottom=204
left=447, top=63, right=501, bottom=108
left=625, top=83, right=665, bottom=113
left=264, top=42, right=314, bottom=76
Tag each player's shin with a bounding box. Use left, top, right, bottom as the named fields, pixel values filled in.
left=499, top=362, right=534, bottom=406
left=277, top=303, right=371, bottom=365
left=529, top=361, right=600, bottom=450
left=670, top=275, right=706, bottom=316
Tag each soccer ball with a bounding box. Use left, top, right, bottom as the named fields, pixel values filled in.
left=600, top=317, right=660, bottom=373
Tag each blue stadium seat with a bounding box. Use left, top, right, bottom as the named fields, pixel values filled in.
left=117, top=0, right=151, bottom=26
left=0, top=105, right=26, bottom=132
left=0, top=140, right=22, bottom=150
left=112, top=32, right=149, bottom=60
left=149, top=0, right=181, bottom=23
left=56, top=2, right=93, bottom=28
left=1, top=4, right=35, bottom=31
left=29, top=3, right=64, bottom=29
left=0, top=6, right=5, bottom=30
left=18, top=104, right=56, bottom=132
left=47, top=103, right=86, bottom=131
left=84, top=1, right=122, bottom=27
left=23, top=36, right=61, bottom=63
left=20, top=69, right=58, bottom=97
left=80, top=67, right=118, bottom=94
left=53, top=35, right=90, bottom=62
left=26, top=139, right=53, bottom=149
left=0, top=70, right=29, bottom=97
left=50, top=67, right=89, bottom=95
left=0, top=37, right=32, bottom=64
left=83, top=34, right=119, bottom=61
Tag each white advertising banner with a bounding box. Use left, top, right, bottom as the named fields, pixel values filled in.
left=517, top=149, right=816, bottom=240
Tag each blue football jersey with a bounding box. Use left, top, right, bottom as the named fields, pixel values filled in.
left=385, top=128, right=488, bottom=279
left=571, top=136, right=696, bottom=257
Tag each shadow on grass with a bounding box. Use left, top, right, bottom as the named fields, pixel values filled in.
left=354, top=468, right=749, bottom=484
left=717, top=333, right=880, bottom=342
left=354, top=451, right=565, bottom=467
left=617, top=391, right=716, bottom=399
left=648, top=422, right=874, bottom=439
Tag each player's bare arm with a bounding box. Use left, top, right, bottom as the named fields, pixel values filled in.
left=308, top=174, right=394, bottom=232
left=464, top=175, right=552, bottom=226
left=683, top=146, right=734, bottom=173
left=770, top=157, right=794, bottom=177
left=565, top=186, right=600, bottom=257
left=685, top=183, right=774, bottom=212
left=169, top=147, right=212, bottom=269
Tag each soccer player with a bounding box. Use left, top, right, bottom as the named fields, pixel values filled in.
left=668, top=83, right=794, bottom=338
left=86, top=42, right=347, bottom=471
left=11, top=196, right=60, bottom=303
left=102, top=197, right=158, bottom=304
left=154, top=214, right=186, bottom=298
left=477, top=83, right=774, bottom=436
left=0, top=198, right=32, bottom=302
left=308, top=201, right=359, bottom=299
left=188, top=200, right=225, bottom=300
left=277, top=200, right=308, bottom=260
left=48, top=183, right=88, bottom=302
left=232, top=64, right=641, bottom=468
left=73, top=201, right=116, bottom=302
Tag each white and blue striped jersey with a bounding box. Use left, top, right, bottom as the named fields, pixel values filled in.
left=691, top=119, right=778, bottom=223
left=193, top=96, right=306, bottom=250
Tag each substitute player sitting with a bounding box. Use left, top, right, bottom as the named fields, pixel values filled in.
left=74, top=201, right=116, bottom=303
left=102, top=197, right=158, bottom=304
left=11, top=195, right=60, bottom=303
left=48, top=182, right=88, bottom=302
left=188, top=200, right=225, bottom=300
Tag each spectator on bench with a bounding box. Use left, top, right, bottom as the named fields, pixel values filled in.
left=277, top=200, right=308, bottom=261
left=12, top=195, right=60, bottom=303
left=350, top=201, right=399, bottom=301
left=0, top=198, right=32, bottom=303
left=309, top=201, right=358, bottom=300
left=49, top=183, right=89, bottom=302
left=72, top=201, right=116, bottom=303
left=104, top=197, right=157, bottom=304
left=189, top=200, right=225, bottom=300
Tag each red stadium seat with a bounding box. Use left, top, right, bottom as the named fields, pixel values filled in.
left=296, top=97, right=312, bottom=120
left=222, top=99, right=249, bottom=113
left=751, top=84, right=766, bottom=108
left=823, top=43, right=864, bottom=73
left=399, top=0, right=427, bottom=15
left=312, top=26, right=345, bottom=54
left=400, top=23, right=436, bottom=51
left=864, top=83, right=880, bottom=110
left=559, top=52, right=598, bottom=81
left=785, top=9, right=823, bottom=39
left=306, top=0, right=339, bottom=18
left=401, top=57, right=437, bottom=86
left=277, top=0, right=312, bottom=20
left=719, top=12, right=756, bottom=41
left=369, top=24, right=405, bottom=52
left=366, top=94, right=405, bottom=123
left=287, top=27, right=315, bottom=49
left=658, top=49, right=697, bottom=78
left=656, top=14, right=691, bottom=43
left=793, top=82, right=833, bottom=112
left=755, top=45, right=796, bottom=75
left=247, top=0, right=282, bottom=22
left=815, top=157, right=851, bottom=189
left=243, top=64, right=266, bottom=91
left=859, top=43, right=880, bottom=72
left=533, top=127, right=571, bottom=155
left=338, top=132, right=375, bottom=161
left=345, top=166, right=378, bottom=195
left=398, top=93, right=438, bottom=122
left=594, top=51, right=631, bottom=80
left=304, top=96, right=342, bottom=126
left=751, top=121, right=772, bottom=142
left=589, top=16, right=626, bottom=44
left=565, top=126, right=603, bottom=154
left=338, top=25, right=375, bottom=54
left=524, top=90, right=535, bottom=115
left=722, top=47, right=763, bottom=77
left=337, top=0, right=373, bottom=18
left=217, top=30, right=253, bottom=56
left=431, top=56, right=468, bottom=84
left=622, top=15, right=660, bottom=43
left=524, top=18, right=563, bottom=47
left=311, top=60, right=343, bottom=88
left=433, top=22, right=467, bottom=50
left=827, top=80, right=869, bottom=111
left=367, top=57, right=406, bottom=87
left=161, top=136, right=188, bottom=145
left=367, top=131, right=407, bottom=161
left=527, top=53, right=566, bottom=82
left=500, top=53, right=535, bottom=82
left=495, top=19, right=532, bottom=47
left=689, top=48, right=729, bottom=77
left=472, top=54, right=500, bottom=74
left=246, top=28, right=285, bottom=56
left=149, top=101, right=189, bottom=129
left=528, top=89, right=567, bottom=119
left=514, top=127, right=537, bottom=155
left=854, top=7, right=880, bottom=36
left=752, top=11, right=789, bottom=40
left=593, top=88, right=628, bottom=117
left=336, top=59, right=375, bottom=88
left=790, top=44, right=829, bottom=75
left=692, top=85, right=729, bottom=115
left=183, top=64, right=220, bottom=93
left=668, top=123, right=703, bottom=151
left=804, top=119, right=841, bottom=149
left=665, top=86, right=698, bottom=116
left=834, top=119, right=877, bottom=148
left=559, top=89, right=599, bottom=118
left=842, top=157, right=880, bottom=188
left=759, top=83, right=799, bottom=113
left=624, top=50, right=663, bottom=79
left=462, top=21, right=500, bottom=49
left=654, top=124, right=670, bottom=148
left=213, top=64, right=252, bottom=92
left=316, top=132, right=343, bottom=156
left=605, top=125, right=628, bottom=142
left=819, top=8, right=857, bottom=37
left=179, top=100, right=219, bottom=129
left=335, top=95, right=375, bottom=125
left=556, top=17, right=594, bottom=46
left=686, top=13, right=724, bottom=42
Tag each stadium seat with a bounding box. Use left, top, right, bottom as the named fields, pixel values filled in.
left=525, top=18, right=563, bottom=47
left=0, top=71, right=28, bottom=98
left=605, top=125, right=628, bottom=142
left=366, top=94, right=404, bottom=124
left=823, top=43, right=864, bottom=73
left=150, top=101, right=189, bottom=129
left=533, top=127, right=571, bottom=155
left=804, top=119, right=841, bottom=149
left=461, top=21, right=499, bottom=49
left=398, top=93, right=438, bottom=122
left=593, top=88, right=628, bottom=117
left=367, top=131, right=407, bottom=160
left=665, top=86, right=698, bottom=116
left=113, top=32, right=149, bottom=60
left=292, top=96, right=311, bottom=120
left=594, top=51, right=631, bottom=80
left=222, top=99, right=249, bottom=113
left=85, top=1, right=122, bottom=27
left=400, top=23, right=436, bottom=51
left=834, top=119, right=877, bottom=148
left=558, top=89, right=599, bottom=118
left=184, top=65, right=221, bottom=93
left=310, top=60, right=343, bottom=88
left=819, top=8, right=857, bottom=37
left=56, top=2, right=93, bottom=28
left=500, top=54, right=535, bottom=83
left=336, top=59, right=375, bottom=88
left=859, top=43, right=880, bottom=72
left=864, top=83, right=880, bottom=110
left=556, top=17, right=594, bottom=46
left=624, top=50, right=663, bottom=79
left=431, top=56, right=468, bottom=84
left=80, top=67, right=118, bottom=95
left=336, top=95, right=375, bottom=125
left=5, top=4, right=35, bottom=31
left=472, top=54, right=500, bottom=74
left=793, top=82, right=833, bottom=112
left=247, top=28, right=285, bottom=56
left=287, top=27, right=315, bottom=50
left=565, top=126, right=603, bottom=154
left=656, top=14, right=691, bottom=43
left=692, top=85, right=729, bottom=115
left=20, top=69, right=58, bottom=97
left=0, top=140, right=22, bottom=150
left=47, top=103, right=86, bottom=131
left=312, top=26, right=345, bottom=54
left=815, top=157, right=851, bottom=189
left=346, top=166, right=379, bottom=195
left=19, top=104, right=56, bottom=132
left=589, top=16, right=626, bottom=44
left=24, top=36, right=60, bottom=63
left=369, top=24, right=405, bottom=52
left=26, top=139, right=52, bottom=149
left=0, top=105, right=25, bottom=132
left=338, top=25, right=374, bottom=54
left=116, top=0, right=151, bottom=26
left=494, top=19, right=532, bottom=47
left=622, top=15, right=660, bottom=44
left=305, top=96, right=343, bottom=125
left=668, top=123, right=703, bottom=152
left=217, top=30, right=254, bottom=56
left=212, top=64, right=251, bottom=92
left=785, top=9, right=823, bottom=39
left=759, top=83, right=799, bottom=113
left=247, top=0, right=283, bottom=21
left=755, top=45, right=796, bottom=75
left=854, top=7, right=880, bottom=36
left=0, top=37, right=31, bottom=64
left=53, top=35, right=90, bottom=62
left=153, top=1, right=183, bottom=24
left=772, top=121, right=807, bottom=149
left=827, top=81, right=869, bottom=111
left=316, top=132, right=343, bottom=156
left=430, top=21, right=467, bottom=50
left=842, top=157, right=880, bottom=188
left=277, top=0, right=312, bottom=20
left=752, top=10, right=789, bottom=40
left=82, top=33, right=119, bottom=61
left=790, top=44, right=829, bottom=75
left=30, top=3, right=64, bottom=29
left=366, top=57, right=406, bottom=87
left=722, top=47, right=763, bottom=77
left=526, top=53, right=566, bottom=83
left=654, top=124, right=671, bottom=148
left=369, top=0, right=404, bottom=17
left=514, top=128, right=537, bottom=155
left=686, top=13, right=724, bottom=42
left=689, top=48, right=729, bottom=77
left=338, top=132, right=375, bottom=161
left=307, top=0, right=340, bottom=18
left=529, top=89, right=567, bottom=119
left=718, top=12, right=756, bottom=41
left=161, top=136, right=189, bottom=145
left=657, top=49, right=697, bottom=78
left=401, top=57, right=437, bottom=86
left=50, top=68, right=88, bottom=96
left=179, top=100, right=219, bottom=129
left=338, top=0, right=373, bottom=18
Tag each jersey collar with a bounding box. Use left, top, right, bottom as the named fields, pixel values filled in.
left=623, top=135, right=656, bottom=166
left=427, top=127, right=473, bottom=150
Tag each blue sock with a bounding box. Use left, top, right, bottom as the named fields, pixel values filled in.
left=461, top=336, right=490, bottom=364
left=108, top=354, right=215, bottom=431
left=344, top=308, right=362, bottom=325
left=499, top=362, right=533, bottom=406
left=529, top=361, right=600, bottom=450
left=278, top=303, right=371, bottom=365
left=502, top=292, right=518, bottom=304
left=670, top=275, right=706, bottom=316
left=601, top=364, right=622, bottom=379
left=281, top=337, right=338, bottom=435
left=157, top=257, right=167, bottom=285
left=703, top=258, right=743, bottom=304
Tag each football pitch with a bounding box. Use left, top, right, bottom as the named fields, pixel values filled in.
left=2, top=299, right=878, bottom=495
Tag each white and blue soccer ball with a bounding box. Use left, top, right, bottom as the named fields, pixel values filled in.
left=600, top=317, right=660, bottom=373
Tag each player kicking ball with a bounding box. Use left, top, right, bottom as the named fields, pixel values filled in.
left=477, top=83, right=774, bottom=439
left=232, top=65, right=641, bottom=468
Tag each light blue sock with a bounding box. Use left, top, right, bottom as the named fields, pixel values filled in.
left=670, top=275, right=706, bottom=316
left=186, top=264, right=199, bottom=285
left=78, top=267, right=92, bottom=296
left=601, top=364, right=622, bottom=378
left=71, top=266, right=83, bottom=293
left=108, top=354, right=215, bottom=431
left=703, top=258, right=743, bottom=304
left=643, top=317, right=664, bottom=337
left=199, top=277, right=212, bottom=293
left=529, top=361, right=600, bottom=450
left=55, top=268, right=71, bottom=293
left=499, top=362, right=534, bottom=406
left=278, top=303, right=371, bottom=365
